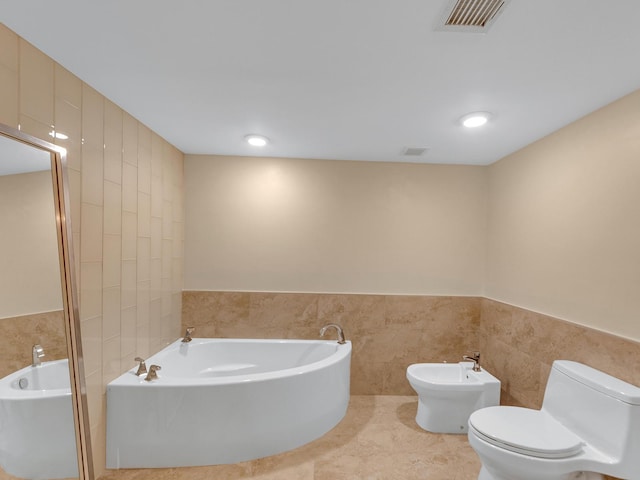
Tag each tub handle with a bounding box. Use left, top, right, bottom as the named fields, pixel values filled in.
left=320, top=323, right=346, bottom=344
left=144, top=365, right=162, bottom=382
left=134, top=357, right=147, bottom=376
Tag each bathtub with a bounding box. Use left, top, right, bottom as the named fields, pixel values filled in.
left=0, top=359, right=79, bottom=479
left=106, top=337, right=351, bottom=468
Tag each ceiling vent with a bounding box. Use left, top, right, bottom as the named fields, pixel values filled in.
left=437, top=0, right=510, bottom=32
left=402, top=147, right=429, bottom=157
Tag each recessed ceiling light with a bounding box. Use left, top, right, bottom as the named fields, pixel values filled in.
left=460, top=112, right=492, bottom=128
left=245, top=134, right=269, bottom=147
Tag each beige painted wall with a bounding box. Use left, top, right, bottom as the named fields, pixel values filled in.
left=185, top=90, right=640, bottom=342
left=185, top=155, right=487, bottom=295
left=0, top=26, right=185, bottom=476
left=0, top=170, right=61, bottom=318
left=486, top=89, right=640, bottom=341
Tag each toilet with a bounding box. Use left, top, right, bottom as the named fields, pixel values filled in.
left=467, top=360, right=640, bottom=480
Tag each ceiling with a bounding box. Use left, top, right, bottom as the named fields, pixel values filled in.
left=2, top=0, right=640, bottom=165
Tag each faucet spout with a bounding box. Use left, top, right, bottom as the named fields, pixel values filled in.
left=32, top=344, right=44, bottom=367
left=144, top=365, right=162, bottom=381
left=463, top=351, right=481, bottom=372
left=320, top=323, right=346, bottom=344
left=182, top=327, right=195, bottom=343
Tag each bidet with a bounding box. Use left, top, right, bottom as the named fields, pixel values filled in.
left=406, top=361, right=500, bottom=433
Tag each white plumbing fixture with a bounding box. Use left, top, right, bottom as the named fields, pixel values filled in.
left=107, top=337, right=351, bottom=468
left=468, top=360, right=640, bottom=480
left=406, top=361, right=500, bottom=433
left=0, top=359, right=78, bottom=479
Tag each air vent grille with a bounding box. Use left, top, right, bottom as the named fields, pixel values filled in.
left=402, top=147, right=429, bottom=157
left=439, top=0, right=509, bottom=32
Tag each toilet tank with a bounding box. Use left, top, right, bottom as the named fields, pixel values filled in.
left=542, top=360, right=640, bottom=463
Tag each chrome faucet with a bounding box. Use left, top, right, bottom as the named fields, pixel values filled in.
left=144, top=365, right=162, bottom=381
left=181, top=327, right=195, bottom=343
left=134, top=357, right=147, bottom=376
left=463, top=351, right=481, bottom=372
left=320, top=323, right=346, bottom=344
left=32, top=344, right=44, bottom=367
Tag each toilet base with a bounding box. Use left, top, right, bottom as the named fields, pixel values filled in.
left=477, top=465, right=604, bottom=480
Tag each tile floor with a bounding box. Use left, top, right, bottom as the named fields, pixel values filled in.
left=99, top=395, right=482, bottom=480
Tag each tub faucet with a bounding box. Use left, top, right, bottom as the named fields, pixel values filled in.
left=463, top=351, right=481, bottom=372
left=32, top=344, right=44, bottom=367
left=320, top=323, right=346, bottom=344
left=134, top=357, right=147, bottom=376
left=182, top=327, right=195, bottom=343
left=144, top=365, right=162, bottom=381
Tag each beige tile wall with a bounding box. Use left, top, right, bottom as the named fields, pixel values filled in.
left=0, top=310, right=67, bottom=378
left=182, top=291, right=481, bottom=395
left=479, top=298, right=640, bottom=409
left=183, top=292, right=640, bottom=404
left=0, top=26, right=184, bottom=476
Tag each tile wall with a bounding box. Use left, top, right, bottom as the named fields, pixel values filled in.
left=0, top=310, right=66, bottom=378
left=182, top=291, right=481, bottom=395
left=0, top=26, right=184, bottom=476
left=479, top=298, right=640, bottom=409
left=183, top=291, right=640, bottom=403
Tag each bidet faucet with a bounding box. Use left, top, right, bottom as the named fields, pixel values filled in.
left=463, top=351, right=481, bottom=372
left=144, top=365, right=162, bottom=381
left=320, top=323, right=346, bottom=344
left=32, top=344, right=44, bottom=367
left=134, top=357, right=147, bottom=376
left=182, top=327, right=195, bottom=343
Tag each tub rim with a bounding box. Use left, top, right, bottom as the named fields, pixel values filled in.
left=109, top=337, right=352, bottom=388
left=0, top=358, right=72, bottom=400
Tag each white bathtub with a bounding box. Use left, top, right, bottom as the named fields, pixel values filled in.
left=0, top=359, right=79, bottom=480
left=106, top=338, right=351, bottom=468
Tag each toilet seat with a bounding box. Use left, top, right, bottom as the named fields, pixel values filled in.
left=469, top=406, right=584, bottom=459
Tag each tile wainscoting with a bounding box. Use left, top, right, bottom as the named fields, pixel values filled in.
left=181, top=291, right=480, bottom=395
left=182, top=291, right=640, bottom=404
left=480, top=298, right=640, bottom=409
left=0, top=310, right=67, bottom=378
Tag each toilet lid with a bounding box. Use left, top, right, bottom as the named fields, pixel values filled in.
left=469, top=406, right=584, bottom=459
